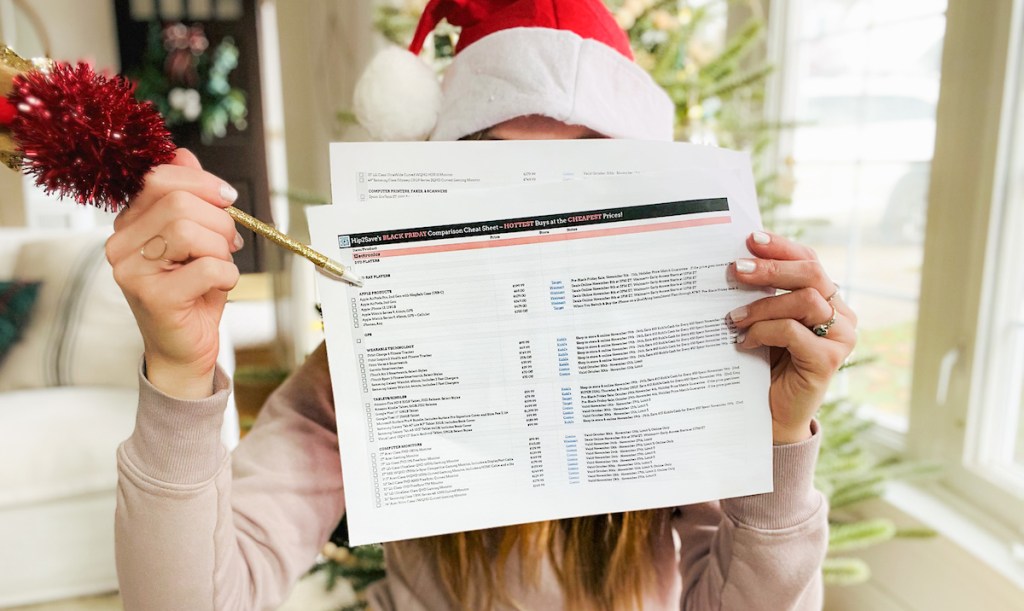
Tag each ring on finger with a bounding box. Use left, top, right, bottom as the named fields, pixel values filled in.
left=826, top=283, right=840, bottom=303
left=140, top=235, right=175, bottom=264
left=812, top=304, right=838, bottom=337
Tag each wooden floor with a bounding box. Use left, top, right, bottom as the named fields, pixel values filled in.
left=233, top=342, right=289, bottom=435
left=228, top=274, right=290, bottom=435
left=7, top=570, right=354, bottom=610
left=7, top=594, right=121, bottom=610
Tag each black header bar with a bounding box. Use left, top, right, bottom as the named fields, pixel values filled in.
left=339, top=198, right=729, bottom=249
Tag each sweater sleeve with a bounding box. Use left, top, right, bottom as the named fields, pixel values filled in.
left=675, top=421, right=828, bottom=611
left=115, top=342, right=345, bottom=611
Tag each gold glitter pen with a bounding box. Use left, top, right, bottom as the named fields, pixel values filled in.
left=0, top=45, right=363, bottom=288
left=225, top=207, right=364, bottom=287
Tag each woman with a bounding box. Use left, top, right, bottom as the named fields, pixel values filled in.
left=109, top=1, right=855, bottom=609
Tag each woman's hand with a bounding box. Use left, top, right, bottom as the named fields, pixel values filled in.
left=728, top=231, right=857, bottom=444
left=106, top=149, right=243, bottom=399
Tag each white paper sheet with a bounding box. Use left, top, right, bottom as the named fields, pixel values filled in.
left=329, top=140, right=758, bottom=210
left=309, top=142, right=773, bottom=545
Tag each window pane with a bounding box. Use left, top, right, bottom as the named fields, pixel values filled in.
left=870, top=0, right=948, bottom=25
left=188, top=0, right=214, bottom=19
left=988, top=202, right=1024, bottom=475
left=971, top=37, right=1024, bottom=484
left=159, top=0, right=185, bottom=20
left=797, top=0, right=947, bottom=40
left=1012, top=134, right=1024, bottom=472
left=798, top=1, right=872, bottom=40
left=1014, top=326, right=1024, bottom=466
left=1003, top=109, right=1024, bottom=473
left=782, top=0, right=946, bottom=428
left=215, top=0, right=244, bottom=20
left=129, top=0, right=156, bottom=20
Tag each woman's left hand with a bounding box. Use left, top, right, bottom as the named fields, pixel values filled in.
left=728, top=231, right=857, bottom=444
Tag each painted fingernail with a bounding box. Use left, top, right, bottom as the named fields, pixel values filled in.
left=735, top=259, right=756, bottom=274
left=220, top=183, right=238, bottom=204
left=233, top=232, right=244, bottom=250
left=752, top=231, right=771, bottom=245
left=729, top=305, right=749, bottom=323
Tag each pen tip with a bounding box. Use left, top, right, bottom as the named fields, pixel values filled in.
left=342, top=268, right=365, bottom=287
left=318, top=258, right=364, bottom=286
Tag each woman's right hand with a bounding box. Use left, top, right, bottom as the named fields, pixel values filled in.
left=106, top=149, right=243, bottom=399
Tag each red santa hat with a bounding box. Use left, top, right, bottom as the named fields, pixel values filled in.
left=353, top=0, right=675, bottom=142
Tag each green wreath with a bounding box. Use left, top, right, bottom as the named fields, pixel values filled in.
left=131, top=21, right=248, bottom=144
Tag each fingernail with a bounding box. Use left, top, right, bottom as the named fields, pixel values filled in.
left=752, top=231, right=771, bottom=245
left=736, top=332, right=747, bottom=345
left=233, top=232, right=244, bottom=250
left=735, top=259, right=756, bottom=274
left=221, top=183, right=238, bottom=204
left=729, top=305, right=748, bottom=323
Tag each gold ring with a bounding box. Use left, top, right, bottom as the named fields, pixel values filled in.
left=826, top=284, right=840, bottom=302
left=812, top=304, right=838, bottom=337
left=141, top=235, right=170, bottom=262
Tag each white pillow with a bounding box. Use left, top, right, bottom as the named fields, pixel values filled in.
left=0, top=231, right=144, bottom=391
left=0, top=230, right=41, bottom=277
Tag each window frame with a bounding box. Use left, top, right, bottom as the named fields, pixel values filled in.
left=965, top=50, right=1024, bottom=505
left=907, top=0, right=1024, bottom=533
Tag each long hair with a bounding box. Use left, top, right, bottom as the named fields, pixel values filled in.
left=395, top=509, right=670, bottom=610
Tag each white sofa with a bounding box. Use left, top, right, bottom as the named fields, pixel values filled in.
left=0, top=228, right=239, bottom=607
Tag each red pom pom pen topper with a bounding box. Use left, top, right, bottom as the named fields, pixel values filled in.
left=0, top=46, right=362, bottom=287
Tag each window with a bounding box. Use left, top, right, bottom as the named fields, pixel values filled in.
left=905, top=0, right=1024, bottom=533
left=773, top=0, right=1024, bottom=532
left=770, top=0, right=948, bottom=432
left=127, top=0, right=244, bottom=21
left=961, top=34, right=1024, bottom=510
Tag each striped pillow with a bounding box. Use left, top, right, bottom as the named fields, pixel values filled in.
left=0, top=232, right=144, bottom=391
left=0, top=282, right=41, bottom=364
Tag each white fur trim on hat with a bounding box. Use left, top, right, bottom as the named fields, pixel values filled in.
left=354, top=46, right=442, bottom=141
left=431, top=28, right=675, bottom=142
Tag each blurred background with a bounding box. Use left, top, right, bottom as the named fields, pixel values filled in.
left=0, top=0, right=1021, bottom=609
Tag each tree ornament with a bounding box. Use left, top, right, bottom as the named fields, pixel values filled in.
left=162, top=22, right=209, bottom=87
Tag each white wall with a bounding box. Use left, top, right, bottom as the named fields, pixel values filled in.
left=1, top=0, right=119, bottom=69
left=271, top=0, right=375, bottom=364
left=274, top=0, right=373, bottom=238
left=0, top=0, right=120, bottom=228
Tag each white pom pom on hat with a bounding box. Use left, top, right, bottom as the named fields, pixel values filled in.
left=353, top=0, right=675, bottom=142
left=353, top=46, right=442, bottom=142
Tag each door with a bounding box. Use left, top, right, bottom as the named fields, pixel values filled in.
left=114, top=0, right=272, bottom=274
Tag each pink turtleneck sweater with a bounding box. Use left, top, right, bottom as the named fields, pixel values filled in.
left=115, top=342, right=828, bottom=610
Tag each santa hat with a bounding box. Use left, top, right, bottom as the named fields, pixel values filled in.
left=353, top=0, right=675, bottom=142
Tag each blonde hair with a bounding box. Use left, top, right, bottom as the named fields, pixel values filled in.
left=394, top=509, right=670, bottom=610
